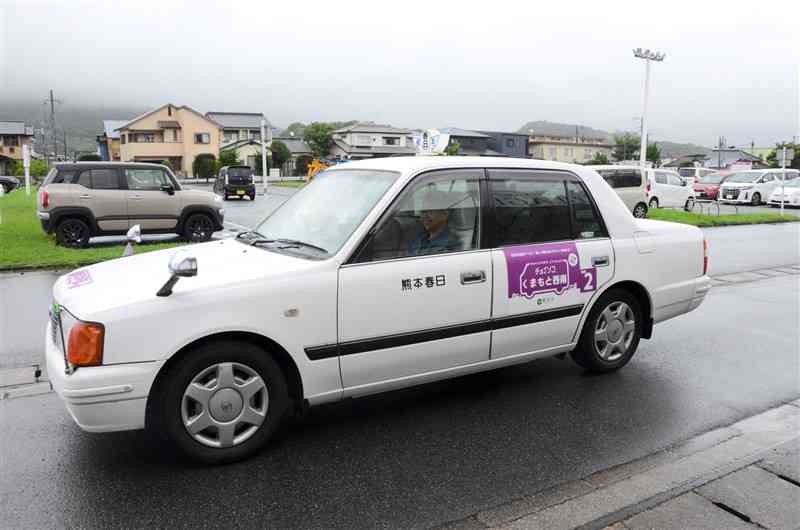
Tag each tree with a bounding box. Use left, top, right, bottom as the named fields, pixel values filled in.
left=218, top=149, right=240, bottom=168
left=646, top=142, right=661, bottom=167
left=584, top=152, right=609, bottom=165
left=766, top=143, right=799, bottom=169
left=612, top=133, right=640, bottom=161
left=271, top=140, right=291, bottom=168
left=304, top=122, right=337, bottom=158
left=282, top=122, right=307, bottom=138
left=192, top=153, right=217, bottom=181
left=444, top=141, right=461, bottom=156
left=160, top=159, right=173, bottom=170
left=77, top=153, right=102, bottom=161
left=15, top=159, right=49, bottom=179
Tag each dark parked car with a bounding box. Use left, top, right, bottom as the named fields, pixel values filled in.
left=214, top=165, right=256, bottom=200
left=1, top=175, right=20, bottom=194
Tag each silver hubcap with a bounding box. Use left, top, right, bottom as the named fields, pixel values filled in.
left=594, top=302, right=636, bottom=362
left=181, top=362, right=268, bottom=448
left=634, top=205, right=646, bottom=218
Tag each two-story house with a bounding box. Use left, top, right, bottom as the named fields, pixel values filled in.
left=208, top=112, right=278, bottom=170
left=96, top=120, right=128, bottom=161
left=438, top=128, right=504, bottom=156
left=117, top=104, right=222, bottom=176
left=529, top=134, right=613, bottom=163
left=0, top=121, right=35, bottom=175
left=329, top=123, right=416, bottom=160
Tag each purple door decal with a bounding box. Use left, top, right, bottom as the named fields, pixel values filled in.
left=503, top=242, right=596, bottom=299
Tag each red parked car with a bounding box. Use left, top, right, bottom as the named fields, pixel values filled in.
left=693, top=172, right=730, bottom=200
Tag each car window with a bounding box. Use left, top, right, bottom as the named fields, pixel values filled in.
left=762, top=174, right=773, bottom=183
left=598, top=169, right=642, bottom=189
left=567, top=181, right=608, bottom=239
left=655, top=172, right=668, bottom=185
left=125, top=168, right=168, bottom=190
left=355, top=169, right=482, bottom=262
left=49, top=169, right=76, bottom=184
left=76, top=171, right=92, bottom=188
left=90, top=169, right=120, bottom=190
left=667, top=174, right=683, bottom=187
left=490, top=170, right=571, bottom=246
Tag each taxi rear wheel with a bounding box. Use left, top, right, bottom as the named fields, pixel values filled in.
left=571, top=289, right=642, bottom=373
left=146, top=340, right=290, bottom=465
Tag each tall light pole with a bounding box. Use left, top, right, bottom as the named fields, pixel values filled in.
left=633, top=48, right=665, bottom=168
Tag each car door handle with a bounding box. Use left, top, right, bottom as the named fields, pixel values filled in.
left=460, top=270, right=486, bottom=285
left=128, top=195, right=143, bottom=200
left=79, top=194, right=91, bottom=199
left=592, top=256, right=610, bottom=267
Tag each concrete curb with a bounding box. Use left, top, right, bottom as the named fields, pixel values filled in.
left=438, top=399, right=800, bottom=530
left=1, top=381, right=52, bottom=400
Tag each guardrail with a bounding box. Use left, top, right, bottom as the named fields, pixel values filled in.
left=691, top=199, right=737, bottom=216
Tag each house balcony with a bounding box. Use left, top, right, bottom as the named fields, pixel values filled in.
left=121, top=142, right=184, bottom=159
left=0, top=145, right=23, bottom=160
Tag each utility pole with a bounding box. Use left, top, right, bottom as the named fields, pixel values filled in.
left=43, top=89, right=62, bottom=164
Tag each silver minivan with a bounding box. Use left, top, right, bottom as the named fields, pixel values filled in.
left=591, top=165, right=649, bottom=218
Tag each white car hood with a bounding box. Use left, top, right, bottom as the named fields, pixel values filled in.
left=720, top=182, right=756, bottom=188
left=770, top=187, right=800, bottom=196
left=53, top=239, right=316, bottom=319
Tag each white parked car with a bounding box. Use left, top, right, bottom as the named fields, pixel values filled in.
left=592, top=165, right=650, bottom=218
left=46, top=157, right=711, bottom=463
left=768, top=174, right=800, bottom=207
left=677, top=166, right=716, bottom=186
left=648, top=169, right=696, bottom=211
left=718, top=169, right=799, bottom=205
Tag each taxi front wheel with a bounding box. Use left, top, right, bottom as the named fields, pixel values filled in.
left=571, top=289, right=642, bottom=373
left=145, top=340, right=290, bottom=465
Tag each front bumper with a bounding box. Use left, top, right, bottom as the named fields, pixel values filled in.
left=46, top=321, right=163, bottom=432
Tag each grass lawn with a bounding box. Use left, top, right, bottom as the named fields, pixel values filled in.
left=0, top=190, right=185, bottom=271
left=648, top=208, right=799, bottom=227
left=269, top=180, right=306, bottom=188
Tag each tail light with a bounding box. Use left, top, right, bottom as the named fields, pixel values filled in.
left=67, top=322, right=105, bottom=367
left=646, top=181, right=651, bottom=193
left=41, top=190, right=49, bottom=208
left=703, top=239, right=709, bottom=275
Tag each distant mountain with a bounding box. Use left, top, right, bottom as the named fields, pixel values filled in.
left=517, top=120, right=611, bottom=140
left=0, top=99, right=148, bottom=153
left=517, top=120, right=712, bottom=160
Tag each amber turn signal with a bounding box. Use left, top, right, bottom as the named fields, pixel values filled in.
left=67, top=322, right=104, bottom=367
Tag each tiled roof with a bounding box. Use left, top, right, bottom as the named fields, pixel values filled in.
left=0, top=121, right=33, bottom=136
left=439, top=127, right=490, bottom=138
left=102, top=120, right=129, bottom=139
left=333, top=122, right=412, bottom=135
left=273, top=137, right=312, bottom=154
left=206, top=112, right=269, bottom=129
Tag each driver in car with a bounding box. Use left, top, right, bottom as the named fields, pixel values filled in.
left=408, top=190, right=461, bottom=256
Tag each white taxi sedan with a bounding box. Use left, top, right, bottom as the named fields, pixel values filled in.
left=47, top=157, right=711, bottom=464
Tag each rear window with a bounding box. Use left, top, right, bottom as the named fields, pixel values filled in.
left=597, top=169, right=642, bottom=189
left=45, top=168, right=76, bottom=184
left=678, top=168, right=695, bottom=177
left=228, top=167, right=252, bottom=177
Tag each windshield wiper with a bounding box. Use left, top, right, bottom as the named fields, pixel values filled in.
left=235, top=231, right=276, bottom=246
left=273, top=238, right=328, bottom=254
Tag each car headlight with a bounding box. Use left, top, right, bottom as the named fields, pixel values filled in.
left=213, top=195, right=223, bottom=203
left=740, top=185, right=753, bottom=190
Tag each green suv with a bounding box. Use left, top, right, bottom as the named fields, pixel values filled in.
left=37, top=162, right=225, bottom=247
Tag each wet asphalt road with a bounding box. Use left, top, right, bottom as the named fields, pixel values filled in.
left=2, top=270, right=799, bottom=528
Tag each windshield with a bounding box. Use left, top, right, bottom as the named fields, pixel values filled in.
left=698, top=173, right=727, bottom=184
left=777, top=178, right=800, bottom=188
left=253, top=169, right=400, bottom=256
left=724, top=172, right=763, bottom=183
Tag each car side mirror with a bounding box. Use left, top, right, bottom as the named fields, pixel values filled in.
left=157, top=252, right=198, bottom=297
left=161, top=184, right=175, bottom=195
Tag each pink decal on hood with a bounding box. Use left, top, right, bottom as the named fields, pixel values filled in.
left=66, top=269, right=93, bottom=289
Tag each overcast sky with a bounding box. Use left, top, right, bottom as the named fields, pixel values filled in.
left=2, top=0, right=798, bottom=146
